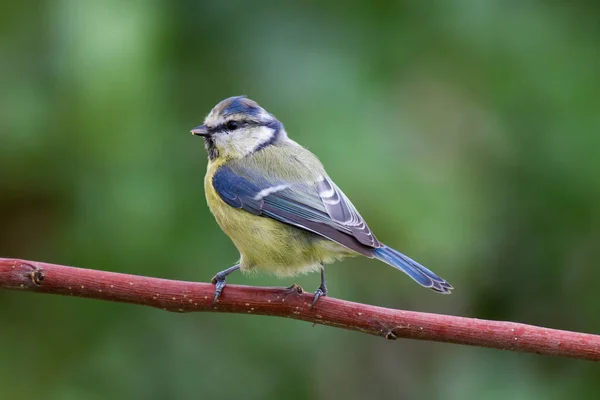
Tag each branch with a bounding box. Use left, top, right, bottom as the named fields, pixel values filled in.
left=1, top=258, right=598, bottom=361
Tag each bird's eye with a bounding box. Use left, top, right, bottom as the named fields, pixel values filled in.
left=226, top=121, right=239, bottom=131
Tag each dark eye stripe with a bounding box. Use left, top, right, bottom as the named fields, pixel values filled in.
left=210, top=119, right=260, bottom=134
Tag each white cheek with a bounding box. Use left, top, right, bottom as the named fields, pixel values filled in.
left=252, top=126, right=275, bottom=142
left=213, top=134, right=230, bottom=149
left=234, top=127, right=272, bottom=147
left=213, top=132, right=246, bottom=156
left=214, top=126, right=276, bottom=157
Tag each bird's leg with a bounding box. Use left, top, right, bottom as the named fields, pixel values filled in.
left=210, top=264, right=240, bottom=306
left=311, top=266, right=328, bottom=309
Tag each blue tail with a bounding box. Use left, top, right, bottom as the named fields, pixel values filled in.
left=373, top=245, right=453, bottom=294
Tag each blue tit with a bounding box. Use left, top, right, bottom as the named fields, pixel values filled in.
left=191, top=96, right=452, bottom=306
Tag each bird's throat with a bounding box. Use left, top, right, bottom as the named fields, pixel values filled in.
left=204, top=137, right=219, bottom=160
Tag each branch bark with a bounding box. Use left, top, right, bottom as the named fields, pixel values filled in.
left=1, top=257, right=598, bottom=361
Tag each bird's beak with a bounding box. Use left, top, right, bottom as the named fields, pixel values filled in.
left=191, top=124, right=210, bottom=137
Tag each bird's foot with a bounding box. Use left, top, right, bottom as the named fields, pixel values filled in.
left=311, top=283, right=327, bottom=309
left=211, top=275, right=226, bottom=306
left=210, top=264, right=240, bottom=307
left=311, top=266, right=328, bottom=309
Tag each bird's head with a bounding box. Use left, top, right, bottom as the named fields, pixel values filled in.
left=191, top=96, right=286, bottom=161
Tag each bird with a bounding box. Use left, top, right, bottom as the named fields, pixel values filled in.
left=191, top=96, right=452, bottom=306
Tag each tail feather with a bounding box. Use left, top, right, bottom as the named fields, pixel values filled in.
left=373, top=245, right=453, bottom=294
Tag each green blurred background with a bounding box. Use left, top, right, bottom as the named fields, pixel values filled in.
left=2, top=1, right=600, bottom=399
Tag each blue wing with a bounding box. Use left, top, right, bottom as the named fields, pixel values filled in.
left=212, top=165, right=379, bottom=256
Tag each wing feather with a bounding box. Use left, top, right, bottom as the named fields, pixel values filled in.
left=317, top=175, right=381, bottom=247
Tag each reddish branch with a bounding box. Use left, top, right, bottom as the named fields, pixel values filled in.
left=1, top=258, right=599, bottom=361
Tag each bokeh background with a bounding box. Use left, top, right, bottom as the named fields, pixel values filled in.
left=2, top=1, right=600, bottom=399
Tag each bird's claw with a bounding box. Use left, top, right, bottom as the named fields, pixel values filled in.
left=212, top=275, right=227, bottom=306
left=209, top=264, right=241, bottom=307
left=310, top=266, right=328, bottom=309
left=311, top=286, right=327, bottom=309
